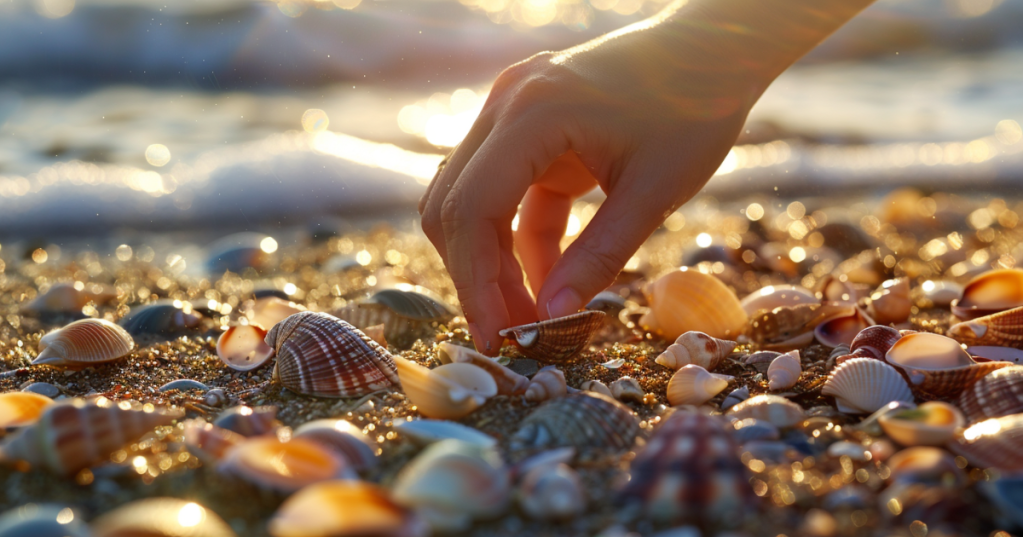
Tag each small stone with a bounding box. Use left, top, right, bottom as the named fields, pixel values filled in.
left=21, top=381, right=61, bottom=397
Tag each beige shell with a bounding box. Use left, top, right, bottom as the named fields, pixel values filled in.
left=948, top=305, right=1023, bottom=349
left=269, top=481, right=427, bottom=537
left=957, top=365, right=1023, bottom=423
left=250, top=296, right=306, bottom=330
left=394, top=357, right=497, bottom=419
left=767, top=350, right=801, bottom=391
left=886, top=332, right=1012, bottom=399
left=216, top=324, right=274, bottom=371
left=292, top=419, right=378, bottom=472
left=0, top=392, right=53, bottom=428
left=363, top=324, right=388, bottom=347
left=524, top=366, right=567, bottom=403
left=725, top=394, right=805, bottom=428
left=739, top=284, right=818, bottom=316
left=499, top=311, right=605, bottom=364
left=220, top=436, right=355, bottom=492
left=866, top=278, right=912, bottom=325
left=640, top=269, right=748, bottom=341
left=511, top=392, right=639, bottom=452
left=666, top=364, right=733, bottom=406
left=182, top=419, right=245, bottom=463
left=610, top=377, right=645, bottom=403
left=580, top=379, right=612, bottom=397
left=822, top=357, right=914, bottom=414
left=947, top=413, right=1023, bottom=473
left=745, top=303, right=855, bottom=351
left=437, top=342, right=529, bottom=396
left=814, top=307, right=875, bottom=348
left=951, top=268, right=1023, bottom=320
left=92, top=498, right=238, bottom=537
left=655, top=331, right=737, bottom=371
left=518, top=463, right=586, bottom=521
left=33, top=318, right=135, bottom=367
left=877, top=401, right=965, bottom=446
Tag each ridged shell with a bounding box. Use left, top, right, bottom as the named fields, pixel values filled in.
left=850, top=325, right=902, bottom=360
left=877, top=401, right=964, bottom=446
left=0, top=392, right=53, bottom=428
left=948, top=305, right=1023, bottom=349
left=269, top=481, right=427, bottom=537
left=822, top=358, right=914, bottom=414
left=745, top=303, right=855, bottom=351
left=580, top=379, right=613, bottom=397
left=92, top=498, right=238, bottom=537
left=640, top=269, right=747, bottom=341
left=524, top=366, right=567, bottom=403
left=217, top=324, right=274, bottom=371
left=22, top=282, right=117, bottom=316
left=0, top=398, right=182, bottom=475
left=957, top=366, right=1023, bottom=423
left=213, top=405, right=280, bottom=437
left=610, top=376, right=644, bottom=403
left=720, top=386, right=749, bottom=410
left=666, top=365, right=733, bottom=406
left=33, top=318, right=134, bottom=367
left=742, top=350, right=781, bottom=373
left=952, top=268, right=1023, bottom=320
left=293, top=419, right=378, bottom=472
left=334, top=287, right=456, bottom=349
left=866, top=278, right=911, bottom=325
left=511, top=392, right=639, bottom=452
left=968, top=346, right=1023, bottom=364
left=499, top=311, right=605, bottom=364
left=767, top=350, right=801, bottom=391
left=655, top=331, right=737, bottom=371
left=118, top=300, right=202, bottom=336
left=0, top=504, right=91, bottom=537
left=739, top=284, right=818, bottom=316
left=394, top=357, right=496, bottom=420
left=886, top=332, right=1012, bottom=399
left=220, top=436, right=355, bottom=492
left=726, top=395, right=805, bottom=428
left=267, top=311, right=400, bottom=398
left=618, top=411, right=754, bottom=528
left=392, top=419, right=497, bottom=448
left=814, top=307, right=874, bottom=348
left=182, top=419, right=245, bottom=463
left=947, top=413, right=1023, bottom=473
left=519, top=463, right=586, bottom=521
left=437, top=342, right=529, bottom=396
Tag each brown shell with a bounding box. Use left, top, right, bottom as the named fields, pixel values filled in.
left=333, top=287, right=456, bottom=349
left=900, top=361, right=1013, bottom=401
left=266, top=311, right=400, bottom=398
left=951, top=268, right=1023, bottom=320
left=948, top=306, right=1023, bottom=349
left=947, top=413, right=1023, bottom=472
left=510, top=391, right=639, bottom=452
left=849, top=325, right=902, bottom=360
left=32, top=318, right=135, bottom=367
left=213, top=405, right=281, bottom=437
left=617, top=411, right=755, bottom=529
left=499, top=311, right=605, bottom=364
left=957, top=366, right=1023, bottom=423
left=745, top=303, right=854, bottom=351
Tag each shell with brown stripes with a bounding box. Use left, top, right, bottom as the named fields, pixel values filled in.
left=32, top=318, right=135, bottom=367
left=266, top=311, right=400, bottom=398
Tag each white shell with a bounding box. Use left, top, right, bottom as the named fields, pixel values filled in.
left=886, top=332, right=974, bottom=370
left=392, top=419, right=497, bottom=449
left=822, top=357, right=914, bottom=414
left=524, top=366, right=567, bottom=403
left=580, top=379, right=613, bottom=397
left=437, top=342, right=529, bottom=396
left=610, top=377, right=645, bottom=403
left=767, top=350, right=801, bottom=391
left=33, top=318, right=135, bottom=367
left=877, top=401, right=964, bottom=446
left=655, top=331, right=737, bottom=371
left=666, top=365, right=733, bottom=406
left=216, top=324, right=274, bottom=371
left=518, top=463, right=586, bottom=521
left=394, top=358, right=497, bottom=420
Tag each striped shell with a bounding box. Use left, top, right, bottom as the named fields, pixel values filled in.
left=640, top=269, right=748, bottom=341
left=293, top=419, right=378, bottom=471
left=499, top=311, right=605, bottom=364
left=33, top=318, right=135, bottom=367
left=334, top=287, right=456, bottom=349
left=267, top=311, right=400, bottom=398
left=511, top=392, right=639, bottom=452
left=93, top=498, right=238, bottom=537
left=814, top=307, right=875, bottom=348
left=213, top=405, right=280, bottom=437
left=437, top=342, right=529, bottom=396
left=666, top=364, right=733, bottom=406
left=726, top=395, right=804, bottom=428
left=0, top=398, right=182, bottom=475
left=269, top=481, right=427, bottom=537
left=822, top=358, right=914, bottom=414
left=524, top=366, right=567, bottom=403
left=217, top=324, right=274, bottom=371
left=957, top=366, right=1023, bottom=423
left=767, top=350, right=801, bottom=391
left=850, top=325, right=902, bottom=360
left=739, top=284, right=818, bottom=316
left=220, top=436, right=355, bottom=492
left=951, top=268, right=1023, bottom=320
left=949, top=305, right=1023, bottom=350
left=745, top=303, right=855, bottom=351
left=118, top=300, right=202, bottom=336
left=947, top=413, right=1023, bottom=472
left=618, top=411, right=754, bottom=528
left=0, top=392, right=53, bottom=428
left=655, top=331, right=737, bottom=371
left=887, top=332, right=1013, bottom=400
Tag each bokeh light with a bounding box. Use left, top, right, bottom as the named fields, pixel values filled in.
left=399, top=89, right=487, bottom=148
left=145, top=144, right=171, bottom=167
left=302, top=109, right=330, bottom=133
left=33, top=0, right=75, bottom=18
left=995, top=119, right=1022, bottom=145
left=260, top=237, right=279, bottom=254
left=177, top=503, right=205, bottom=528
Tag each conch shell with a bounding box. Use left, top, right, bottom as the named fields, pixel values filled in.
left=640, top=269, right=747, bottom=341
left=33, top=318, right=135, bottom=367
left=394, top=357, right=497, bottom=419
left=524, top=366, right=567, bottom=403
left=951, top=268, right=1023, bottom=320
left=655, top=331, right=737, bottom=371
left=767, top=350, right=801, bottom=391
left=666, top=364, right=733, bottom=406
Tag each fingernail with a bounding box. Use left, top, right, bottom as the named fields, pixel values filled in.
left=547, top=287, right=582, bottom=319
left=468, top=323, right=486, bottom=352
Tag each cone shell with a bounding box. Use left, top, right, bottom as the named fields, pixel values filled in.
left=217, top=324, right=274, bottom=371
left=511, top=392, right=639, bottom=452
left=118, top=300, right=202, bottom=336
left=267, top=311, right=400, bottom=398
left=767, top=350, right=801, bottom=391
left=524, top=366, right=567, bottom=403
left=814, top=307, right=875, bottom=348
left=850, top=325, right=902, bottom=360
left=952, top=268, right=1023, bottom=320
left=92, top=498, right=238, bottom=537
left=499, top=311, right=605, bottom=364
left=0, top=392, right=53, bottom=428
left=666, top=364, right=733, bottom=406
left=887, top=332, right=1012, bottom=400
left=877, top=401, right=964, bottom=446
left=250, top=296, right=306, bottom=330
left=948, top=305, right=1023, bottom=349
left=437, top=342, right=529, bottom=396
left=726, top=395, right=805, bottom=428
left=220, top=436, right=355, bottom=492
left=655, top=331, right=737, bottom=371
left=269, top=481, right=427, bottom=537
left=610, top=376, right=645, bottom=403
left=957, top=366, right=1023, bottom=423
left=182, top=419, right=245, bottom=463
left=213, top=405, right=280, bottom=437
left=746, top=303, right=855, bottom=351
left=947, top=413, right=1023, bottom=473
left=822, top=358, right=914, bottom=414
left=866, top=278, right=912, bottom=325
left=0, top=398, right=182, bottom=475
left=739, top=284, right=818, bottom=316
left=640, top=269, right=747, bottom=341
left=519, top=463, right=586, bottom=521
left=33, top=318, right=135, bottom=367
left=394, top=357, right=497, bottom=420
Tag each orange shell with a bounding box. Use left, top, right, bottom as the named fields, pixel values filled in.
left=499, top=311, right=605, bottom=364
left=33, top=318, right=134, bottom=367
left=269, top=481, right=425, bottom=537
left=220, top=436, right=355, bottom=492
left=952, top=268, right=1023, bottom=320
left=92, top=498, right=238, bottom=537
left=641, top=269, right=747, bottom=341
left=0, top=392, right=53, bottom=428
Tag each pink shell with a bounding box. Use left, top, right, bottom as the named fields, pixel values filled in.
left=957, top=366, right=1023, bottom=423
left=850, top=325, right=902, bottom=360
left=947, top=413, right=1023, bottom=472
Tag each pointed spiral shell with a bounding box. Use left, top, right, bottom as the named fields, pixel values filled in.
left=666, top=364, right=733, bottom=406
left=767, top=350, right=801, bottom=391
left=655, top=331, right=737, bottom=371
left=524, top=366, right=567, bottom=403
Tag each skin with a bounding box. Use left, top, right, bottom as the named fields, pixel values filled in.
left=420, top=0, right=877, bottom=355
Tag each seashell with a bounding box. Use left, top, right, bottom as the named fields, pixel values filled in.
left=585, top=291, right=627, bottom=314
left=267, top=312, right=400, bottom=398
left=0, top=392, right=53, bottom=428
left=826, top=343, right=851, bottom=369
left=206, top=232, right=273, bottom=274
left=204, top=388, right=230, bottom=407
left=655, top=331, right=737, bottom=371
left=947, top=414, right=1023, bottom=473
left=0, top=398, right=182, bottom=475
left=949, top=305, right=1023, bottom=349
left=32, top=318, right=134, bottom=367
left=813, top=307, right=874, bottom=348
left=511, top=392, right=639, bottom=452
left=666, top=365, right=733, bottom=406
left=0, top=504, right=90, bottom=537
left=957, top=366, right=1023, bottom=423
left=293, top=419, right=378, bottom=471
left=269, top=481, right=427, bottom=537
left=968, top=346, right=1023, bottom=364
left=499, top=311, right=605, bottom=364
left=600, top=358, right=626, bottom=369
left=866, top=277, right=911, bottom=325
left=742, top=350, right=781, bottom=373
left=915, top=280, right=963, bottom=308
left=216, top=324, right=274, bottom=372
left=580, top=379, right=613, bottom=397
left=220, top=436, right=355, bottom=492
left=618, top=411, right=754, bottom=528
left=158, top=379, right=209, bottom=393
left=524, top=366, right=567, bottom=403
left=767, top=350, right=801, bottom=391
left=334, top=287, right=456, bottom=349
left=213, top=405, right=280, bottom=437
left=182, top=419, right=245, bottom=463
left=720, top=386, right=749, bottom=410
left=118, top=300, right=202, bottom=337
left=509, top=447, right=576, bottom=480
left=22, top=382, right=60, bottom=398
left=726, top=395, right=805, bottom=428
left=639, top=269, right=747, bottom=341
left=437, top=342, right=528, bottom=396
left=393, top=419, right=497, bottom=449
left=739, top=284, right=818, bottom=316
left=363, top=324, right=387, bottom=347
left=850, top=325, right=902, bottom=360
left=249, top=297, right=306, bottom=330
left=392, top=440, right=510, bottom=532
left=877, top=401, right=964, bottom=446
left=817, top=274, right=864, bottom=304
left=92, top=498, right=237, bottom=537
left=854, top=400, right=918, bottom=437
left=826, top=441, right=870, bottom=461
left=394, top=357, right=496, bottom=419
left=22, top=282, right=117, bottom=316
left=518, top=463, right=586, bottom=521
left=732, top=418, right=781, bottom=444
left=822, top=358, right=913, bottom=414
left=951, top=268, right=1023, bottom=320
left=610, top=376, right=645, bottom=403
left=886, top=446, right=965, bottom=487
left=886, top=332, right=1012, bottom=399
left=745, top=303, right=855, bottom=351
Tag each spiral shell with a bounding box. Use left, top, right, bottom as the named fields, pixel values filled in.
left=220, top=436, right=355, bottom=492
left=213, top=405, right=280, bottom=437
left=32, top=318, right=134, bottom=367
left=267, top=311, right=400, bottom=398
left=957, top=366, right=1023, bottom=423
left=217, top=324, right=274, bottom=371
left=182, top=419, right=245, bottom=463
left=524, top=366, right=567, bottom=403
left=767, top=350, right=801, bottom=391
left=269, top=481, right=427, bottom=537
left=640, top=269, right=747, bottom=341
left=947, top=413, right=1023, bottom=473
left=511, top=392, right=639, bottom=452
left=249, top=296, right=305, bottom=330
left=93, top=498, right=238, bottom=537
left=948, top=305, right=1023, bottom=349
left=850, top=325, right=902, bottom=360
left=518, top=462, right=586, bottom=521
left=726, top=395, right=805, bottom=428
left=118, top=300, right=202, bottom=337
left=877, top=401, right=964, bottom=446
left=951, top=268, right=1023, bottom=320
left=814, top=307, right=875, bottom=348
left=610, top=376, right=645, bottom=403
left=580, top=379, right=613, bottom=397
left=666, top=364, right=733, bottom=406
left=822, top=358, right=914, bottom=414
left=394, top=357, right=496, bottom=420
left=745, top=303, right=855, bottom=351
left=499, top=311, right=605, bottom=364
left=292, top=419, right=378, bottom=472
left=866, top=278, right=912, bottom=325
left=739, top=284, right=818, bottom=316
left=437, top=342, right=529, bottom=396
left=0, top=392, right=53, bottom=428
left=334, top=287, right=456, bottom=349
left=655, top=331, right=737, bottom=371
left=886, top=332, right=1012, bottom=400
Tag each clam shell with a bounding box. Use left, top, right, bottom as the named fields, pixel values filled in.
left=580, top=379, right=613, bottom=397
left=877, top=401, right=964, bottom=446
left=952, top=268, right=1023, bottom=320
left=655, top=331, right=737, bottom=371
left=720, top=386, right=749, bottom=411
left=767, top=350, right=801, bottom=391
left=267, top=311, right=400, bottom=398
left=220, top=436, right=355, bottom=492
left=92, top=498, right=237, bottom=537
left=887, top=332, right=1012, bottom=399
left=745, top=303, right=855, bottom=351
left=213, top=405, right=280, bottom=437
left=850, top=325, right=902, bottom=360
left=22, top=282, right=117, bottom=316
left=511, top=392, right=639, bottom=452
left=249, top=297, right=305, bottom=330
left=866, top=277, right=911, bottom=325
left=392, top=419, right=497, bottom=449
left=499, top=311, right=605, bottom=364
left=726, top=394, right=805, bottom=428
left=822, top=357, right=914, bottom=414
left=293, top=419, right=378, bottom=471
left=182, top=419, right=245, bottom=463
left=217, top=324, right=274, bottom=371
left=813, top=307, right=874, bottom=348
left=118, top=300, right=202, bottom=337
left=957, top=366, right=1023, bottom=423
left=0, top=392, right=53, bottom=428
left=269, top=481, right=427, bottom=537
left=206, top=232, right=272, bottom=273
left=948, top=413, right=1023, bottom=473
left=968, top=346, right=1023, bottom=364
left=666, top=364, right=733, bottom=406
left=742, top=350, right=781, bottom=373
left=0, top=504, right=91, bottom=537
left=640, top=269, right=747, bottom=341
left=33, top=318, right=134, bottom=367
left=0, top=398, right=182, bottom=475
left=949, top=305, right=1023, bottom=349
left=158, top=379, right=209, bottom=393
left=437, top=342, right=529, bottom=396
left=610, top=376, right=645, bottom=403
left=394, top=357, right=496, bottom=420
left=524, top=366, right=567, bottom=403
left=334, top=287, right=456, bottom=349
left=739, top=284, right=818, bottom=315
left=519, top=463, right=586, bottom=521
left=885, top=446, right=965, bottom=486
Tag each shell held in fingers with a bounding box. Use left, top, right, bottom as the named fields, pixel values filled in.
left=511, top=391, right=639, bottom=452
left=666, top=364, right=732, bottom=406
left=92, top=498, right=238, bottom=537
left=949, top=305, right=1023, bottom=349
left=33, top=318, right=135, bottom=367
left=0, top=392, right=53, bottom=428
left=947, top=413, right=1023, bottom=473
left=639, top=269, right=747, bottom=341
left=437, top=342, right=529, bottom=396
left=655, top=331, right=737, bottom=371
left=524, top=366, right=567, bottom=403
left=118, top=300, right=203, bottom=337
left=951, top=268, right=1023, bottom=320
left=726, top=395, right=805, bottom=428
left=499, top=311, right=605, bottom=364
left=394, top=357, right=496, bottom=420
left=822, top=358, right=914, bottom=414
left=269, top=481, right=427, bottom=537
left=293, top=419, right=378, bottom=471
left=767, top=350, right=801, bottom=391
left=220, top=436, right=355, bottom=492
left=957, top=366, right=1023, bottom=423
left=217, top=324, right=275, bottom=371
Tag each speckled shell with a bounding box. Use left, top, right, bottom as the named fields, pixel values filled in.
left=666, top=365, right=733, bottom=406
left=951, top=268, right=1023, bottom=320
left=220, top=436, right=355, bottom=492
left=267, top=311, right=400, bottom=398
left=814, top=307, right=875, bottom=348
left=519, top=463, right=586, bottom=521
left=269, top=481, right=427, bottom=537
left=726, top=395, right=805, bottom=428
left=640, top=269, right=748, bottom=341
left=499, top=311, right=605, bottom=364
left=213, top=405, right=280, bottom=437
left=739, top=285, right=818, bottom=316
left=822, top=358, right=914, bottom=414
left=293, top=419, right=378, bottom=472
left=182, top=419, right=245, bottom=463
left=0, top=398, right=182, bottom=475
left=33, top=318, right=135, bottom=367
left=92, top=498, right=238, bottom=537
left=511, top=392, right=639, bottom=452
left=118, top=300, right=202, bottom=336
left=655, top=331, right=737, bottom=371
left=437, top=342, right=529, bottom=396
left=217, top=324, right=274, bottom=371
left=334, top=287, right=456, bottom=349
left=524, top=366, right=567, bottom=403
left=745, top=303, right=855, bottom=351
left=850, top=325, right=902, bottom=360
left=947, top=413, right=1023, bottom=472
left=767, top=350, right=801, bottom=391
left=618, top=411, right=755, bottom=528
left=866, top=278, right=912, bottom=325
left=887, top=332, right=1012, bottom=400
left=0, top=392, right=53, bottom=428
left=949, top=305, right=1023, bottom=349
left=957, top=366, right=1023, bottom=423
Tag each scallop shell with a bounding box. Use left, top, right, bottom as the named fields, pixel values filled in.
left=618, top=411, right=755, bottom=528
left=437, top=342, right=529, bottom=396
left=949, top=305, right=1023, bottom=349
left=850, top=325, right=902, bottom=360
left=213, top=405, right=280, bottom=437
left=969, top=346, right=1023, bottom=364
left=267, top=311, right=400, bottom=398
left=877, top=401, right=964, bottom=446
left=32, top=318, right=134, bottom=367
left=640, top=269, right=747, bottom=341
left=580, top=379, right=613, bottom=397
left=182, top=419, right=245, bottom=463
left=947, top=414, right=1023, bottom=473
left=726, top=394, right=805, bottom=428
left=655, top=331, right=737, bottom=371
left=814, top=307, right=874, bottom=348
left=118, top=300, right=202, bottom=336
left=524, top=366, right=567, bottom=403
left=392, top=419, right=497, bottom=449
left=822, top=358, right=914, bottom=414
left=511, top=392, right=639, bottom=452
left=767, top=350, right=801, bottom=391
left=499, top=311, right=605, bottom=364
left=886, top=332, right=1012, bottom=400
left=220, top=436, right=355, bottom=492
left=0, top=504, right=91, bottom=537
left=742, top=350, right=781, bottom=373
left=957, top=366, right=1023, bottom=423
left=92, top=498, right=238, bottom=537
left=666, top=364, right=733, bottom=406
left=610, top=376, right=645, bottom=403
left=269, top=481, right=427, bottom=537
left=394, top=357, right=496, bottom=420
left=22, top=282, right=117, bottom=316
left=0, top=392, right=53, bottom=428
left=217, top=324, right=274, bottom=371
left=0, top=398, right=182, bottom=475
left=249, top=297, right=306, bottom=330
left=519, top=463, right=586, bottom=521
left=334, top=287, right=456, bottom=349
left=866, top=277, right=912, bottom=325
left=739, top=284, right=818, bottom=315
left=951, top=268, right=1023, bottom=320
left=293, top=419, right=378, bottom=471
left=720, top=386, right=750, bottom=411
left=745, top=303, right=855, bottom=351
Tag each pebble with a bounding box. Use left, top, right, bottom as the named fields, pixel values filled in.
left=21, top=382, right=60, bottom=397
